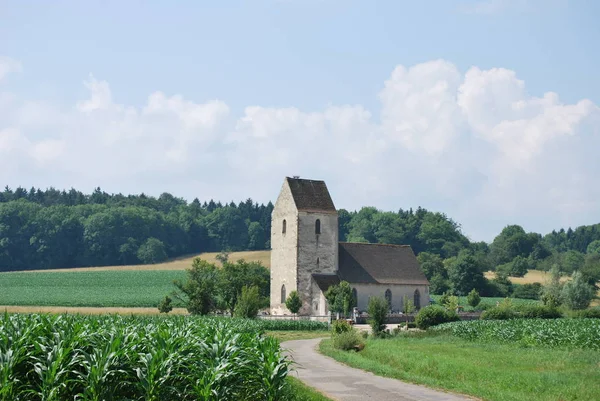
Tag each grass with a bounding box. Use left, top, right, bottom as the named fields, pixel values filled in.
left=0, top=270, right=186, bottom=307
left=267, top=331, right=330, bottom=342
left=430, top=294, right=540, bottom=311
left=320, top=333, right=600, bottom=401
left=284, top=377, right=333, bottom=401
left=16, top=250, right=272, bottom=272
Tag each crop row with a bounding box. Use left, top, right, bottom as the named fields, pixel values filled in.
left=0, top=313, right=310, bottom=401
left=432, top=318, right=600, bottom=350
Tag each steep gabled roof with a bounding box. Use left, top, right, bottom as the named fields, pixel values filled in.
left=338, top=242, right=429, bottom=285
left=286, top=177, right=336, bottom=213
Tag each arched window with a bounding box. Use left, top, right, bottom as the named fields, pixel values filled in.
left=281, top=285, right=286, bottom=303
left=385, top=289, right=392, bottom=309
left=414, top=289, right=421, bottom=309
left=315, top=219, right=321, bottom=234
left=352, top=288, right=358, bottom=308
left=282, top=219, right=286, bottom=234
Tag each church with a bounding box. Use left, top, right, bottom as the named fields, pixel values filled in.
left=270, top=177, right=430, bottom=316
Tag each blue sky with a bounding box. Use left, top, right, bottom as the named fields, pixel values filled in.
left=1, top=0, right=599, bottom=241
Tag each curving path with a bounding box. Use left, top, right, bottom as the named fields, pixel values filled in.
left=282, top=338, right=473, bottom=401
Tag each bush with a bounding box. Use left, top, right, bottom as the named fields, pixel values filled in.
left=331, top=319, right=352, bottom=335
left=233, top=285, right=261, bottom=318
left=561, top=271, right=595, bottom=310
left=467, top=289, right=481, bottom=307
left=285, top=291, right=302, bottom=315
left=512, top=283, right=543, bottom=300
left=480, top=306, right=517, bottom=320
left=415, top=305, right=459, bottom=329
left=367, top=297, right=388, bottom=336
left=516, top=304, right=562, bottom=319
left=569, top=308, right=600, bottom=319
left=158, top=295, right=173, bottom=313
left=332, top=330, right=365, bottom=351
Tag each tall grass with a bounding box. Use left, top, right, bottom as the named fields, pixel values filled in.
left=0, top=313, right=294, bottom=401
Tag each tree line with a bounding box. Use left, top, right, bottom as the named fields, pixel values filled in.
left=0, top=186, right=273, bottom=271
left=1, top=186, right=600, bottom=295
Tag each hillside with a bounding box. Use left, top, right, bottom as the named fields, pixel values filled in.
left=15, top=250, right=272, bottom=273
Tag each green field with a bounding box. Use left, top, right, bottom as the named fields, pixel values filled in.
left=430, top=294, right=541, bottom=311
left=0, top=270, right=186, bottom=307
left=321, top=331, right=600, bottom=401
left=0, top=313, right=330, bottom=401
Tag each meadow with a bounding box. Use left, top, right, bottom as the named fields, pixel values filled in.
left=0, top=313, right=329, bottom=401
left=0, top=270, right=186, bottom=307
left=321, top=319, right=600, bottom=401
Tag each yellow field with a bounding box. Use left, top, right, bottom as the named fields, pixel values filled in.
left=16, top=250, right=272, bottom=273
left=485, top=269, right=600, bottom=306
left=484, top=269, right=569, bottom=284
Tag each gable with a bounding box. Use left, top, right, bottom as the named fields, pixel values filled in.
left=286, top=177, right=336, bottom=213
left=338, top=242, right=429, bottom=285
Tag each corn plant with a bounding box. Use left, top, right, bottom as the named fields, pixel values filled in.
left=0, top=313, right=296, bottom=400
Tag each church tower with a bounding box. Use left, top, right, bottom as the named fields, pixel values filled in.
left=270, top=177, right=338, bottom=315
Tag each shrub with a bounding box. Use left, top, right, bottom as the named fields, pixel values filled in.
left=512, top=283, right=543, bottom=300
left=467, top=289, right=481, bottom=307
left=561, top=271, right=595, bottom=310
left=332, top=330, right=365, bottom=351
left=367, top=296, right=388, bottom=336
left=233, top=285, right=261, bottom=318
left=331, top=319, right=352, bottom=335
left=285, top=291, right=302, bottom=315
left=415, top=305, right=459, bottom=329
left=569, top=308, right=600, bottom=319
left=480, top=306, right=517, bottom=320
left=516, top=304, right=562, bottom=319
left=158, top=295, right=173, bottom=313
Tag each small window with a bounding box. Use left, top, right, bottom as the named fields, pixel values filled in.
left=414, top=289, right=421, bottom=309
left=385, top=289, right=392, bottom=309
left=282, top=219, right=286, bottom=234
left=281, top=285, right=287, bottom=303
left=315, top=219, right=321, bottom=234
left=352, top=288, right=358, bottom=308
left=316, top=257, right=320, bottom=267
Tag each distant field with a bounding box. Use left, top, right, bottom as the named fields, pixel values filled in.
left=0, top=270, right=186, bottom=307
left=484, top=269, right=570, bottom=284
left=15, top=250, right=272, bottom=272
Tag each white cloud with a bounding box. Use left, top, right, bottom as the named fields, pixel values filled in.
left=0, top=57, right=599, bottom=241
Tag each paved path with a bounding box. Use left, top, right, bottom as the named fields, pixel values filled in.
left=282, top=338, right=473, bottom=401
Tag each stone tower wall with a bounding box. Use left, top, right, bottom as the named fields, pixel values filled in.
left=269, top=181, right=299, bottom=315
left=296, top=211, right=338, bottom=315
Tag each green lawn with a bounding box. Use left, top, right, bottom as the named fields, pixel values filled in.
left=284, top=377, right=333, bottom=401
left=0, top=270, right=186, bottom=307
left=320, top=333, right=600, bottom=401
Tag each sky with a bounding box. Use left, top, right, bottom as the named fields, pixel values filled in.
left=1, top=0, right=599, bottom=242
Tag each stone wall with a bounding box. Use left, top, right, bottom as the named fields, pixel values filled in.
left=352, top=283, right=430, bottom=313
left=296, top=211, right=338, bottom=315
left=269, top=181, right=299, bottom=315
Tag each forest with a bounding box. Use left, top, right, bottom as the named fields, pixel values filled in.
left=1, top=186, right=599, bottom=296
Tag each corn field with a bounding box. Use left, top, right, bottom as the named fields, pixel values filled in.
left=432, top=318, right=600, bottom=350
left=0, top=313, right=297, bottom=401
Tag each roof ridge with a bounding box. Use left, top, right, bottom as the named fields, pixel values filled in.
left=339, top=242, right=412, bottom=248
